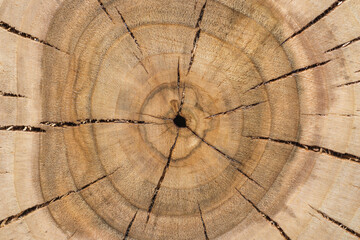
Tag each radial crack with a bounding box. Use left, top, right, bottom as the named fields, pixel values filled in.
left=196, top=0, right=207, bottom=28
left=0, top=91, right=26, bottom=98
left=177, top=58, right=181, bottom=100
left=116, top=7, right=141, bottom=50
left=198, top=204, right=209, bottom=240
left=0, top=168, right=119, bottom=228
left=205, top=101, right=266, bottom=119
left=246, top=60, right=331, bottom=92
left=40, top=118, right=162, bottom=128
left=337, top=80, right=360, bottom=87
left=282, top=0, right=346, bottom=44
left=123, top=211, right=138, bottom=240
left=136, top=113, right=172, bottom=121
left=186, top=127, right=263, bottom=188
left=0, top=125, right=45, bottom=132
left=248, top=136, right=360, bottom=164
left=176, top=57, right=186, bottom=115
left=0, top=21, right=63, bottom=53
left=326, top=36, right=360, bottom=53
left=309, top=206, right=360, bottom=238
left=146, top=130, right=179, bottom=223
left=187, top=0, right=207, bottom=75
left=302, top=113, right=358, bottom=117
left=187, top=126, right=242, bottom=165
left=236, top=189, right=292, bottom=240
left=97, top=0, right=114, bottom=22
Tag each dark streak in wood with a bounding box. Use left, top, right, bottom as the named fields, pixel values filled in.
left=205, top=101, right=266, bottom=119
left=236, top=189, right=292, bottom=240
left=97, top=0, right=114, bottom=22
left=326, top=36, right=360, bottom=53
left=187, top=127, right=264, bottom=188
left=282, top=0, right=346, bottom=44
left=246, top=60, right=331, bottom=92
left=123, top=211, right=138, bottom=240
left=198, top=204, right=209, bottom=240
left=248, top=136, right=360, bottom=164
left=40, top=118, right=163, bottom=128
left=309, top=206, right=360, bottom=238
left=0, top=168, right=119, bottom=228
left=337, top=80, right=360, bottom=87
left=0, top=91, right=26, bottom=98
left=0, top=125, right=45, bottom=132
left=146, top=130, right=179, bottom=223
left=0, top=21, right=63, bottom=53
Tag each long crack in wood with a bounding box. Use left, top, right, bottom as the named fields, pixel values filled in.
left=0, top=125, right=45, bottom=132
left=282, top=0, right=346, bottom=44
left=187, top=0, right=207, bottom=75
left=337, top=80, right=360, bottom=87
left=40, top=119, right=162, bottom=128
left=177, top=58, right=181, bottom=100
left=198, top=204, right=209, bottom=240
left=97, top=0, right=114, bottom=22
left=123, top=211, right=138, bottom=240
left=246, top=60, right=331, bottom=92
left=0, top=91, right=26, bottom=98
left=309, top=206, right=360, bottom=238
left=146, top=130, right=179, bottom=223
left=248, top=136, right=360, bottom=164
left=205, top=101, right=266, bottom=119
left=326, top=36, right=360, bottom=53
left=116, top=8, right=141, bottom=50
left=177, top=58, right=186, bottom=115
left=236, top=189, right=292, bottom=240
left=0, top=168, right=119, bottom=228
left=187, top=127, right=264, bottom=188
left=0, top=21, right=63, bottom=53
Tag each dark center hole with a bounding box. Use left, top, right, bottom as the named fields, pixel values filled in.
left=173, top=114, right=187, bottom=128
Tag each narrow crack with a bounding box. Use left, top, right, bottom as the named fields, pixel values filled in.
left=198, top=204, right=209, bottom=240
left=133, top=52, right=148, bottom=74
left=0, top=125, right=45, bottom=132
left=326, top=36, right=360, bottom=53
left=248, top=136, right=360, bottom=164
left=187, top=127, right=264, bottom=188
left=177, top=58, right=181, bottom=101
left=302, top=113, right=358, bottom=117
left=337, top=80, right=360, bottom=87
left=187, top=126, right=242, bottom=165
left=205, top=101, right=266, bottom=119
left=282, top=0, right=346, bottom=44
left=123, top=211, right=138, bottom=240
left=97, top=0, right=114, bottom=22
left=177, top=58, right=186, bottom=115
left=309, top=206, right=360, bottom=238
left=355, top=70, right=360, bottom=73
left=0, top=91, right=26, bottom=98
left=0, top=21, right=63, bottom=53
left=246, top=60, right=331, bottom=92
left=196, top=0, right=207, bottom=28
left=40, top=118, right=163, bottom=128
left=187, top=0, right=207, bottom=75
left=0, top=168, right=119, bottom=228
left=136, top=113, right=173, bottom=121
left=116, top=8, right=141, bottom=50
left=146, top=130, right=179, bottom=223
left=236, top=189, right=292, bottom=240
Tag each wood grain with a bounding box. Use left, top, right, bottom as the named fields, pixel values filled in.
left=0, top=0, right=359, bottom=239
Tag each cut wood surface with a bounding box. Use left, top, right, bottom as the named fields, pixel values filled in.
left=0, top=0, right=360, bottom=239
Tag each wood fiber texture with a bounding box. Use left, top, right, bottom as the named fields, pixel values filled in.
left=0, top=0, right=360, bottom=239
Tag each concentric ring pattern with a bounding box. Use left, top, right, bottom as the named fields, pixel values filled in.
left=1, top=0, right=360, bottom=239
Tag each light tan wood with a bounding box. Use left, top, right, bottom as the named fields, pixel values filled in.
left=1, top=0, right=360, bottom=239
